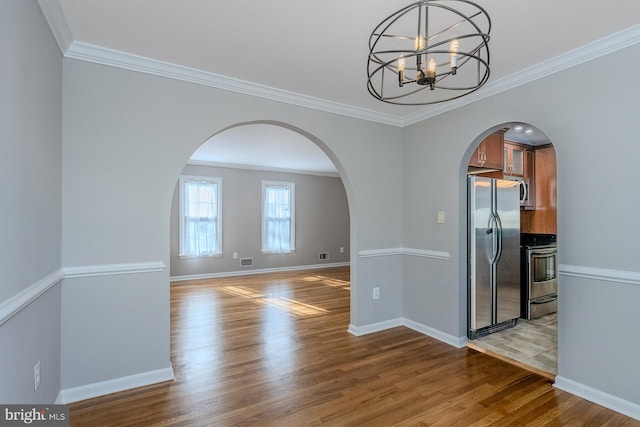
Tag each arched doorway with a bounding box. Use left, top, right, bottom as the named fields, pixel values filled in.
left=465, top=122, right=558, bottom=377
left=168, top=121, right=351, bottom=280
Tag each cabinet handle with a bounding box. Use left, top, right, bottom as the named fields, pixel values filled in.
left=478, top=150, right=482, bottom=164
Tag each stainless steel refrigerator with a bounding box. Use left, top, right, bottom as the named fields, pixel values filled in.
left=468, top=176, right=521, bottom=339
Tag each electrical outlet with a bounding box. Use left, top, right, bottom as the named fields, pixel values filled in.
left=437, top=210, right=446, bottom=224
left=339, top=247, right=344, bottom=253
left=34, top=361, right=40, bottom=392
left=373, top=287, right=380, bottom=300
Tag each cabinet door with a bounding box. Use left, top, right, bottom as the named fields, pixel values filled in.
left=469, top=144, right=484, bottom=168
left=511, top=145, right=524, bottom=175
left=481, top=132, right=504, bottom=170
left=504, top=142, right=525, bottom=176
left=523, top=148, right=535, bottom=209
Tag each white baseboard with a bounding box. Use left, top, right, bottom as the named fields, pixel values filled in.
left=56, top=365, right=174, bottom=404
left=348, top=317, right=467, bottom=349
left=348, top=318, right=403, bottom=336
left=554, top=376, right=640, bottom=421
left=170, top=262, right=350, bottom=282
left=402, top=318, right=468, bottom=348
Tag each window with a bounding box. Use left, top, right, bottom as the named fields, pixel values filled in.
left=179, top=176, right=222, bottom=257
left=262, top=181, right=295, bottom=253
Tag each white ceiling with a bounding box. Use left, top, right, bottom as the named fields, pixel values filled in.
left=190, top=124, right=338, bottom=175
left=49, top=0, right=640, bottom=172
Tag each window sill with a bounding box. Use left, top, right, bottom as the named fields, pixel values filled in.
left=261, top=249, right=296, bottom=255
left=178, top=253, right=223, bottom=259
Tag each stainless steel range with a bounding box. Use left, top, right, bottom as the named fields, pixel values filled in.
left=521, top=234, right=558, bottom=320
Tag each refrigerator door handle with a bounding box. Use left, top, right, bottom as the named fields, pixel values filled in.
left=487, top=212, right=499, bottom=264
left=494, top=213, right=503, bottom=263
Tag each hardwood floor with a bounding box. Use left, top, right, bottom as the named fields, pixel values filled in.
left=70, top=267, right=639, bottom=426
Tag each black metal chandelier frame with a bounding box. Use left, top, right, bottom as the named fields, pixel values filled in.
left=367, top=0, right=491, bottom=106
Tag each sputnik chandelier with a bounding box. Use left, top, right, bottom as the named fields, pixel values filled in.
left=367, top=0, right=491, bottom=105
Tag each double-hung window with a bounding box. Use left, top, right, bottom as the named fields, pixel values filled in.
left=262, top=181, right=295, bottom=253
left=179, top=175, right=222, bottom=257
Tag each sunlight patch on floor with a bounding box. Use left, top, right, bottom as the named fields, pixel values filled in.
left=220, top=285, right=328, bottom=317
left=264, top=297, right=327, bottom=316
left=221, top=285, right=265, bottom=299
left=303, top=275, right=350, bottom=290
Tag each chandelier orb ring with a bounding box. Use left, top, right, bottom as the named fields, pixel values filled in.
left=367, top=0, right=491, bottom=105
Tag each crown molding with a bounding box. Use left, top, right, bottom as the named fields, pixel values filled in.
left=37, top=0, right=73, bottom=53
left=401, top=23, right=640, bottom=126
left=63, top=41, right=406, bottom=127
left=38, top=4, right=640, bottom=128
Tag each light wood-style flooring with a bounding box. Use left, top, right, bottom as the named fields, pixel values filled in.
left=70, top=267, right=639, bottom=426
left=470, top=313, right=558, bottom=376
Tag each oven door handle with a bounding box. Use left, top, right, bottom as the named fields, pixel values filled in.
left=531, top=294, right=558, bottom=304
left=530, top=248, right=557, bottom=256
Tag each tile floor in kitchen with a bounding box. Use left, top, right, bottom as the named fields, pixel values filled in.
left=470, top=312, right=558, bottom=375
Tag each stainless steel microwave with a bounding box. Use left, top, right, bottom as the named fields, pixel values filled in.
left=505, top=176, right=530, bottom=207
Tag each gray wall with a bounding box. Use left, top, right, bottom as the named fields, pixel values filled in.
left=6, top=1, right=639, bottom=412
left=0, top=0, right=62, bottom=403
left=170, top=164, right=350, bottom=278
left=60, top=58, right=403, bottom=390
left=402, top=43, right=640, bottom=405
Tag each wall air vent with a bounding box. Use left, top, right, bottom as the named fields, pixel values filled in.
left=240, top=257, right=254, bottom=267
left=319, top=252, right=329, bottom=261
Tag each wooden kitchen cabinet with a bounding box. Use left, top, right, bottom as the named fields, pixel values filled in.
left=521, top=145, right=557, bottom=233
left=523, top=147, right=535, bottom=210
left=503, top=141, right=526, bottom=177
left=469, top=131, right=504, bottom=169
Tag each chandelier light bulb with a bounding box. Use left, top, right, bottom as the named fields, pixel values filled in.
left=426, top=58, right=437, bottom=90
left=427, top=58, right=437, bottom=77
left=450, top=39, right=459, bottom=74
left=398, top=57, right=406, bottom=71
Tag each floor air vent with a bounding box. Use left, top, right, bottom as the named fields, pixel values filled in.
left=240, top=257, right=254, bottom=267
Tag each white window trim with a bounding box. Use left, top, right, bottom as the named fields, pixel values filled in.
left=179, top=175, right=223, bottom=258
left=261, top=180, right=295, bottom=254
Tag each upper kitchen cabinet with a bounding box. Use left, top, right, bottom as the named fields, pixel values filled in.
left=469, top=131, right=504, bottom=170
left=520, top=145, right=557, bottom=234
left=523, top=147, right=535, bottom=209
left=503, top=141, right=527, bottom=177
